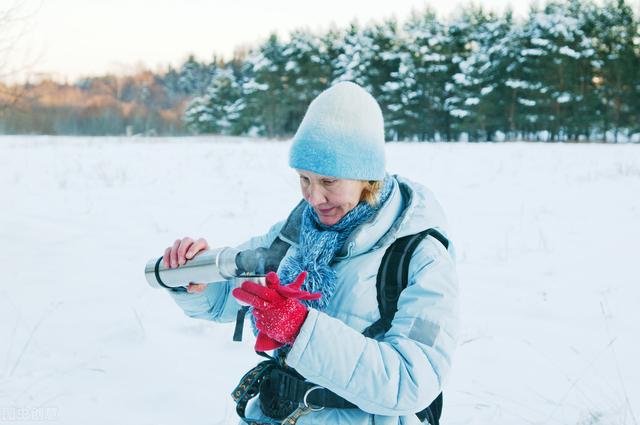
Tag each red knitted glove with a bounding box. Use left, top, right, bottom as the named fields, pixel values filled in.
left=232, top=271, right=321, bottom=351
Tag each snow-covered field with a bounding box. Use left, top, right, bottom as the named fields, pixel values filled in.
left=1, top=136, right=638, bottom=425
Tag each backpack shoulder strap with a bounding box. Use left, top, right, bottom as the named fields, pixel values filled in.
left=363, top=227, right=449, bottom=425
left=363, top=228, right=449, bottom=338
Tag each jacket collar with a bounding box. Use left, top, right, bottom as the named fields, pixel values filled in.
left=279, top=175, right=449, bottom=260
left=336, top=174, right=450, bottom=259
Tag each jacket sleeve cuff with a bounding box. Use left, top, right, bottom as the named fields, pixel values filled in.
left=285, top=308, right=319, bottom=367
left=165, top=280, right=240, bottom=323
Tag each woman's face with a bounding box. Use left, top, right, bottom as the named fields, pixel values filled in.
left=297, top=169, right=366, bottom=226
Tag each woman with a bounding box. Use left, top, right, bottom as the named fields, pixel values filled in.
left=162, top=81, right=459, bottom=424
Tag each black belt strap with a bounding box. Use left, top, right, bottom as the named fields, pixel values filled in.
left=231, top=360, right=279, bottom=424
left=266, top=367, right=357, bottom=409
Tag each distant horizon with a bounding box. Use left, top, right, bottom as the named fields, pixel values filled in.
left=7, top=0, right=536, bottom=84
left=5, top=0, right=639, bottom=84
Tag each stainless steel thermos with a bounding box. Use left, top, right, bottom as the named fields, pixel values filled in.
left=144, top=246, right=275, bottom=289
left=145, top=247, right=239, bottom=289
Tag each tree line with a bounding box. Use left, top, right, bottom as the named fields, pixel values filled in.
left=0, top=64, right=212, bottom=136
left=186, top=0, right=640, bottom=142
left=1, top=0, right=638, bottom=142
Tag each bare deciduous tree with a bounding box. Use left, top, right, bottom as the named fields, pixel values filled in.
left=0, top=0, right=41, bottom=110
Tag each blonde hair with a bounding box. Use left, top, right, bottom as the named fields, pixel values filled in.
left=360, top=180, right=383, bottom=207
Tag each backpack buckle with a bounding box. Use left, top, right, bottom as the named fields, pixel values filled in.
left=280, top=387, right=324, bottom=425
left=302, top=385, right=325, bottom=412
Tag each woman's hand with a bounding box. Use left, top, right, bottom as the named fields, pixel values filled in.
left=163, top=237, right=209, bottom=293
left=232, top=271, right=321, bottom=351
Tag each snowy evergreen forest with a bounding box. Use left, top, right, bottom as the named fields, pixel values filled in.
left=182, top=0, right=640, bottom=142
left=2, top=0, right=638, bottom=141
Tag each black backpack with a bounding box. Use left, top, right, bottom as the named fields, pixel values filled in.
left=232, top=221, right=450, bottom=425
left=363, top=228, right=448, bottom=424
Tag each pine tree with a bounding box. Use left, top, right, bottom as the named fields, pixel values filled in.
left=280, top=30, right=332, bottom=134
left=184, top=67, right=245, bottom=134
left=177, top=55, right=216, bottom=96
left=330, top=22, right=374, bottom=87
left=241, top=34, right=290, bottom=137
left=515, top=1, right=596, bottom=140
left=400, top=8, right=472, bottom=141
left=590, top=0, right=639, bottom=142
left=364, top=19, right=404, bottom=141
left=448, top=6, right=499, bottom=141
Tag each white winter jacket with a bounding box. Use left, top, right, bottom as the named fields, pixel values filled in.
left=166, top=175, right=460, bottom=424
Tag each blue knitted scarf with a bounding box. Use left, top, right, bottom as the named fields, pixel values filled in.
left=249, top=175, right=393, bottom=341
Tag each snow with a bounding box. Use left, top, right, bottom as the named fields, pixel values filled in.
left=429, top=64, right=449, bottom=73
left=284, top=61, right=297, bottom=72
left=518, top=98, right=537, bottom=107
left=383, top=81, right=401, bottom=91
left=1, top=136, right=639, bottom=425
left=450, top=109, right=469, bottom=118
left=506, top=79, right=528, bottom=89
left=480, top=86, right=494, bottom=96
left=559, top=45, right=581, bottom=59
left=531, top=38, right=551, bottom=47
left=453, top=73, right=472, bottom=86
left=422, top=52, right=446, bottom=62
left=241, top=80, right=268, bottom=92
left=521, top=48, right=545, bottom=56
left=529, top=11, right=580, bottom=41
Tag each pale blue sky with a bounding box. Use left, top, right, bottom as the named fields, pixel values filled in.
left=9, top=0, right=547, bottom=82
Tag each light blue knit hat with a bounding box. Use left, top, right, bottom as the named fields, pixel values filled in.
left=289, top=81, right=386, bottom=181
